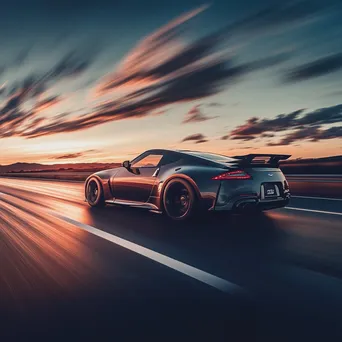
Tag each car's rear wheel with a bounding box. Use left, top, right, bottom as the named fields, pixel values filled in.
left=86, top=178, right=105, bottom=207
left=162, top=179, right=197, bottom=221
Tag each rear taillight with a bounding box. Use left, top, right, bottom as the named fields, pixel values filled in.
left=212, top=170, right=252, bottom=180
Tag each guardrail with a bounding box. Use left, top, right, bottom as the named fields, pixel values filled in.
left=286, top=175, right=342, bottom=183
left=1, top=172, right=341, bottom=198
left=285, top=175, right=342, bottom=198
left=286, top=174, right=342, bottom=177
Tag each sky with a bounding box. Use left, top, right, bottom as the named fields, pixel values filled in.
left=1, top=0, right=342, bottom=165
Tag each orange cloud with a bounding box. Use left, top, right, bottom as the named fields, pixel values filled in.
left=95, top=4, right=210, bottom=95
left=34, top=96, right=61, bottom=113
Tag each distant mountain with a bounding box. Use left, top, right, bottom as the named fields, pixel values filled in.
left=280, top=155, right=342, bottom=174
left=0, top=163, right=44, bottom=172
left=0, top=162, right=121, bottom=173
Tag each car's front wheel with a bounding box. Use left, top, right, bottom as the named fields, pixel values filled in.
left=162, top=178, right=197, bottom=221
left=85, top=178, right=105, bottom=207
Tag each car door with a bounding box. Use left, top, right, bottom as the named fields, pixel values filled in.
left=112, top=152, right=164, bottom=202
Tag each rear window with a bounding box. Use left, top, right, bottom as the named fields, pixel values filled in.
left=183, top=151, right=236, bottom=163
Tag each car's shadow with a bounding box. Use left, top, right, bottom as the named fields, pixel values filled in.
left=86, top=204, right=288, bottom=274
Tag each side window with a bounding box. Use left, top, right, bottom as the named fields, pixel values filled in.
left=131, top=154, right=163, bottom=168
left=160, top=153, right=181, bottom=166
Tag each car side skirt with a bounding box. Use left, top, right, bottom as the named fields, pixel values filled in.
left=105, top=199, right=159, bottom=210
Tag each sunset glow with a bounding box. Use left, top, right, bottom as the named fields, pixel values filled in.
left=1, top=1, right=341, bottom=166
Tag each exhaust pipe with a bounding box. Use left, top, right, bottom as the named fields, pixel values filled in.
left=235, top=200, right=258, bottom=212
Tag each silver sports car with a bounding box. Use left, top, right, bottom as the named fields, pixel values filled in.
left=85, top=149, right=291, bottom=220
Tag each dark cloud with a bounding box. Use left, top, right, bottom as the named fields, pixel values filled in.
left=0, top=51, right=96, bottom=138
left=0, top=4, right=292, bottom=139
left=261, top=132, right=275, bottom=138
left=96, top=5, right=210, bottom=94
left=228, top=110, right=303, bottom=137
left=19, top=42, right=290, bottom=139
left=225, top=104, right=342, bottom=146
left=20, top=117, right=47, bottom=132
left=182, top=105, right=219, bottom=124
left=5, top=52, right=94, bottom=103
left=48, top=51, right=95, bottom=80
left=268, top=126, right=342, bottom=146
left=181, top=133, right=207, bottom=143
left=195, top=139, right=208, bottom=144
left=51, top=149, right=98, bottom=160
left=285, top=53, right=342, bottom=82
left=231, top=135, right=257, bottom=141
left=34, top=96, right=61, bottom=112
left=151, top=109, right=168, bottom=116
left=297, top=104, right=342, bottom=125
left=309, top=126, right=342, bottom=141
left=53, top=152, right=84, bottom=160
left=1, top=1, right=334, bottom=139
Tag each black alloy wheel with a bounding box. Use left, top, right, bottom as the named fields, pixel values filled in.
left=163, top=179, right=196, bottom=220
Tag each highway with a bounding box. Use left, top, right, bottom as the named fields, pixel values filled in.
left=1, top=178, right=342, bottom=341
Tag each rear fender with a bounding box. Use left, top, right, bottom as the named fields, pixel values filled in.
left=160, top=174, right=201, bottom=200
left=158, top=172, right=217, bottom=211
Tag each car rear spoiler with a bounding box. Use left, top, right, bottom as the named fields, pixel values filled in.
left=232, top=154, right=291, bottom=167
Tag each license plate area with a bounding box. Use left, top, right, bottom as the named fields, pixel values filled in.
left=261, top=183, right=280, bottom=199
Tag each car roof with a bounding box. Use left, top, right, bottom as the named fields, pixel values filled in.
left=143, top=149, right=237, bottom=162
left=144, top=148, right=229, bottom=155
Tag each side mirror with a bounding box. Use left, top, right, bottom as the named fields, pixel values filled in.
left=122, top=160, right=131, bottom=169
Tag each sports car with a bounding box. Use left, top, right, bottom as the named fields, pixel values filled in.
left=84, top=149, right=291, bottom=220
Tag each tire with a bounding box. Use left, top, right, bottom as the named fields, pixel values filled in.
left=162, top=178, right=197, bottom=221
left=85, top=178, right=105, bottom=207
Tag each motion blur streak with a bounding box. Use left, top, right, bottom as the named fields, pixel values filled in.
left=0, top=192, right=98, bottom=308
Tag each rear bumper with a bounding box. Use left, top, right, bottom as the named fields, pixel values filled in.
left=213, top=178, right=291, bottom=212
left=214, top=193, right=290, bottom=212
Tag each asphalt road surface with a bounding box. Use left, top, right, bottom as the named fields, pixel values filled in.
left=1, top=178, right=342, bottom=341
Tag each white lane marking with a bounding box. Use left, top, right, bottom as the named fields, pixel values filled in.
left=48, top=210, right=243, bottom=294
left=292, top=195, right=342, bottom=202
left=0, top=191, right=242, bottom=293
left=285, top=207, right=342, bottom=216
